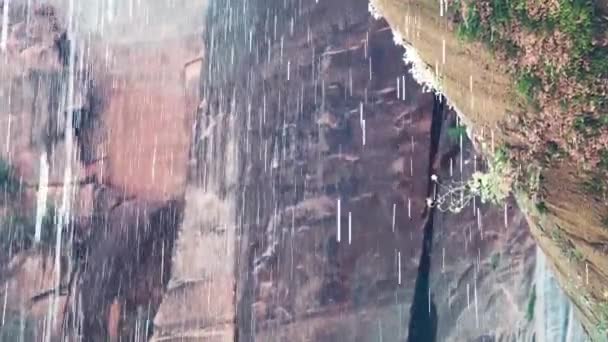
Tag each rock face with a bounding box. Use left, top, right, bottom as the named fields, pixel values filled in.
left=370, top=0, right=608, bottom=339
left=0, top=1, right=202, bottom=341
left=0, top=1, right=586, bottom=341
left=0, top=4, right=77, bottom=339
left=0, top=3, right=73, bottom=187
left=196, top=0, right=540, bottom=341
left=430, top=112, right=537, bottom=341
left=227, top=1, right=433, bottom=340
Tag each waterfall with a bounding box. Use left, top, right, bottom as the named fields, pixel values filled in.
left=0, top=0, right=9, bottom=52
left=535, top=247, right=588, bottom=342
left=34, top=152, right=49, bottom=244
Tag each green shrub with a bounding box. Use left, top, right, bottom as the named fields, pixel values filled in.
left=573, top=115, right=603, bottom=137
left=599, top=150, right=608, bottom=170
left=536, top=201, right=548, bottom=214
left=582, top=174, right=605, bottom=196
left=589, top=49, right=608, bottom=77
left=556, top=0, right=595, bottom=58
left=457, top=4, right=482, bottom=41
left=568, top=248, right=584, bottom=263
left=515, top=70, right=541, bottom=103
left=489, top=0, right=511, bottom=25
left=546, top=141, right=563, bottom=159
left=468, top=147, right=513, bottom=205
left=526, top=287, right=536, bottom=321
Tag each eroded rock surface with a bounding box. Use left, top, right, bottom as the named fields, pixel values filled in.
left=0, top=1, right=202, bottom=341
left=430, top=112, right=537, bottom=341
left=0, top=1, right=582, bottom=341
left=198, top=0, right=542, bottom=341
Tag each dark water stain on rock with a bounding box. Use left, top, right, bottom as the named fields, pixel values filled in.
left=406, top=96, right=444, bottom=342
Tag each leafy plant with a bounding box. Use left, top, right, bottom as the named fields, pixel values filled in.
left=599, top=150, right=608, bottom=170
left=544, top=141, right=564, bottom=163
left=555, top=0, right=594, bottom=58
left=457, top=4, right=482, bottom=41
left=469, top=147, right=512, bottom=205
left=568, top=248, right=585, bottom=263
left=590, top=49, right=608, bottom=78
left=515, top=70, right=541, bottom=103
left=526, top=287, right=536, bottom=321
left=429, top=146, right=513, bottom=213
left=489, top=0, right=511, bottom=26
left=536, top=201, right=548, bottom=214
left=573, top=115, right=603, bottom=136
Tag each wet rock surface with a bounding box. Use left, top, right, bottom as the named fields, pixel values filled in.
left=371, top=0, right=608, bottom=339
left=0, top=1, right=580, bottom=341
left=430, top=112, right=537, bottom=341
left=202, top=0, right=539, bottom=341
left=219, top=0, right=431, bottom=340
left=1, top=1, right=201, bottom=341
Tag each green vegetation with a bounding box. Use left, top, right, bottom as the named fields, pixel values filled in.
left=568, top=248, right=585, bottom=263
left=447, top=124, right=467, bottom=142
left=550, top=228, right=584, bottom=262
left=0, top=158, right=20, bottom=197
left=557, top=0, right=594, bottom=58
left=526, top=287, right=536, bottom=321
left=546, top=141, right=562, bottom=158
left=449, top=1, right=608, bottom=257
left=573, top=115, right=605, bottom=137
left=469, top=146, right=513, bottom=205
left=582, top=173, right=606, bottom=197
left=490, top=253, right=500, bottom=270
left=0, top=207, right=57, bottom=255
left=457, top=4, right=482, bottom=41
left=600, top=150, right=608, bottom=170
left=444, top=0, right=608, bottom=336
left=451, top=0, right=607, bottom=186
left=602, top=214, right=608, bottom=230
left=432, top=146, right=514, bottom=213
left=536, top=201, right=548, bottom=214
left=595, top=302, right=608, bottom=340
left=515, top=70, right=541, bottom=103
